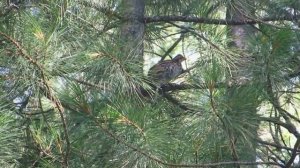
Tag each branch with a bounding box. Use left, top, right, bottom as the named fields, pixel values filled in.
left=266, top=75, right=300, bottom=139
left=145, top=14, right=300, bottom=25
left=65, top=10, right=103, bottom=32
left=260, top=117, right=300, bottom=138
left=256, top=139, right=299, bottom=152
left=81, top=1, right=122, bottom=20
left=208, top=85, right=240, bottom=166
left=168, top=22, right=237, bottom=64
left=264, top=146, right=286, bottom=165
left=160, top=31, right=187, bottom=61
left=0, top=3, right=19, bottom=17
left=94, top=116, right=281, bottom=167
left=285, top=138, right=300, bottom=167
left=23, top=109, right=53, bottom=116
left=162, top=92, right=190, bottom=111
left=160, top=83, right=226, bottom=92
left=286, top=70, right=300, bottom=79
left=0, top=31, right=70, bottom=168
left=63, top=75, right=108, bottom=90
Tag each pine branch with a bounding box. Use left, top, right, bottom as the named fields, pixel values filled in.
left=81, top=1, right=122, bottom=20
left=145, top=14, right=300, bottom=25
left=168, top=22, right=237, bottom=66
left=162, top=92, right=190, bottom=111
left=285, top=138, right=300, bottom=167
left=63, top=75, right=107, bottom=90
left=260, top=117, right=300, bottom=138
left=286, top=70, right=300, bottom=79
left=93, top=116, right=281, bottom=167
left=256, top=139, right=299, bottom=152
left=0, top=31, right=70, bottom=168
left=208, top=85, right=240, bottom=166
left=265, top=146, right=286, bottom=165
left=160, top=31, right=187, bottom=61
left=265, top=75, right=300, bottom=139
left=0, top=3, right=19, bottom=17
left=160, top=83, right=225, bottom=92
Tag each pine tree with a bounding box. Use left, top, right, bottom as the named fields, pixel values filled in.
left=0, top=0, right=300, bottom=167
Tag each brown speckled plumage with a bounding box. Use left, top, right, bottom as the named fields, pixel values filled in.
left=148, top=54, right=186, bottom=85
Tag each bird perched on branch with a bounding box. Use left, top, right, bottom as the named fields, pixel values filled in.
left=148, top=54, right=186, bottom=85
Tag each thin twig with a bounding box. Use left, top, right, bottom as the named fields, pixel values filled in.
left=160, top=31, right=187, bottom=61
left=256, top=139, right=299, bottom=152
left=260, top=117, right=300, bottom=138
left=265, top=75, right=300, bottom=138
left=285, top=138, right=300, bottom=167
left=168, top=22, right=238, bottom=67
left=144, top=14, right=300, bottom=26
left=160, top=82, right=226, bottom=92
left=81, top=1, right=122, bottom=20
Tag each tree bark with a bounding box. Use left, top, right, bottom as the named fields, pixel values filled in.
left=120, top=0, right=145, bottom=59
left=226, top=0, right=255, bottom=83
left=226, top=1, right=258, bottom=167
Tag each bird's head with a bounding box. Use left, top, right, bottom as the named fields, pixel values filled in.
left=172, top=54, right=186, bottom=63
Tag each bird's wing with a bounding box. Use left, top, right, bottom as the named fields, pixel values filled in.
left=148, top=61, right=171, bottom=75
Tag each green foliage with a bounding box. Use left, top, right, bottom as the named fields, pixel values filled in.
left=0, top=0, right=300, bottom=167
left=0, top=108, right=23, bottom=167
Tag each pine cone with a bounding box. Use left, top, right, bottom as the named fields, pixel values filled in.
left=148, top=54, right=186, bottom=85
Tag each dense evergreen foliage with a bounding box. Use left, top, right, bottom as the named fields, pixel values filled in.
left=1, top=0, right=300, bottom=167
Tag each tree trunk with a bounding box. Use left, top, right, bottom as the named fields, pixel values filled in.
left=226, top=1, right=259, bottom=167
left=226, top=1, right=255, bottom=83
left=120, top=0, right=145, bottom=59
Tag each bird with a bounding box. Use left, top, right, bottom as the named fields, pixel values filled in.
left=148, top=54, right=186, bottom=85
